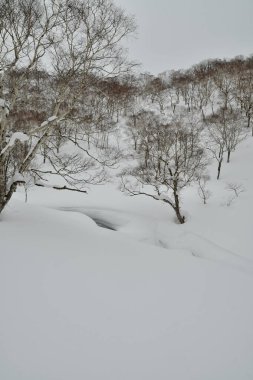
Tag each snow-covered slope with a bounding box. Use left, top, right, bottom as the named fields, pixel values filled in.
left=1, top=132, right=253, bottom=379
left=1, top=200, right=253, bottom=380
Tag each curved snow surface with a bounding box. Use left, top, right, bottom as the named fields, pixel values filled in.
left=59, top=206, right=253, bottom=275
left=1, top=201, right=253, bottom=380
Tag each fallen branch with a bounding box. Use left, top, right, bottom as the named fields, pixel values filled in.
left=35, top=183, right=87, bottom=194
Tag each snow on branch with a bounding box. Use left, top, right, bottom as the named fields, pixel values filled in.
left=0, top=132, right=29, bottom=156
left=7, top=172, right=26, bottom=191
left=40, top=115, right=58, bottom=128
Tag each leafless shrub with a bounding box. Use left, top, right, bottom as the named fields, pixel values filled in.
left=197, top=173, right=211, bottom=204
left=223, top=182, right=245, bottom=207
left=225, top=182, right=245, bottom=197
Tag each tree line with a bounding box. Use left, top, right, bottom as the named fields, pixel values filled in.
left=121, top=56, right=253, bottom=223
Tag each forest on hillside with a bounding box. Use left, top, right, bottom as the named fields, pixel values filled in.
left=0, top=0, right=252, bottom=223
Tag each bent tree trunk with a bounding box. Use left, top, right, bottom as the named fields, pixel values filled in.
left=0, top=125, right=51, bottom=214
left=0, top=158, right=6, bottom=213
left=0, top=113, right=7, bottom=213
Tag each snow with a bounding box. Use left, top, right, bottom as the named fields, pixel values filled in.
left=39, top=116, right=58, bottom=128
left=47, top=115, right=58, bottom=122
left=7, top=172, right=25, bottom=190
left=0, top=132, right=29, bottom=156
left=1, top=200, right=253, bottom=380
left=40, top=120, right=48, bottom=127
left=1, top=121, right=253, bottom=379
left=0, top=98, right=6, bottom=107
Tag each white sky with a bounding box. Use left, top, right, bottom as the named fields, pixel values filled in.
left=114, top=0, right=253, bottom=75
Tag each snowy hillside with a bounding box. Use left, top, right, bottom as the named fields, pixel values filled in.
left=1, top=130, right=253, bottom=380
left=0, top=2, right=253, bottom=378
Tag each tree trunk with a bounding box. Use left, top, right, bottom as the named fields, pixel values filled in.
left=145, top=148, right=149, bottom=167
left=0, top=116, right=7, bottom=213
left=0, top=158, right=6, bottom=213
left=247, top=113, right=251, bottom=129
left=201, top=108, right=206, bottom=121
left=173, top=181, right=185, bottom=224
left=227, top=149, right=231, bottom=163
left=43, top=145, right=47, bottom=163
left=217, top=157, right=223, bottom=180
left=174, top=206, right=185, bottom=224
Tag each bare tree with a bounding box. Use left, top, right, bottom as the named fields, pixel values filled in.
left=121, top=113, right=206, bottom=224
left=224, top=182, right=245, bottom=207
left=234, top=57, right=253, bottom=134
left=0, top=0, right=136, bottom=213
left=212, top=59, right=237, bottom=110
left=206, top=109, right=246, bottom=180
left=226, top=182, right=245, bottom=197
left=197, top=173, right=211, bottom=205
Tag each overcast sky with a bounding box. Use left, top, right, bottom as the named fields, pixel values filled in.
left=114, top=0, right=253, bottom=75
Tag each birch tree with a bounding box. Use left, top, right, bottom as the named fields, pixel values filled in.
left=0, top=0, right=136, bottom=213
